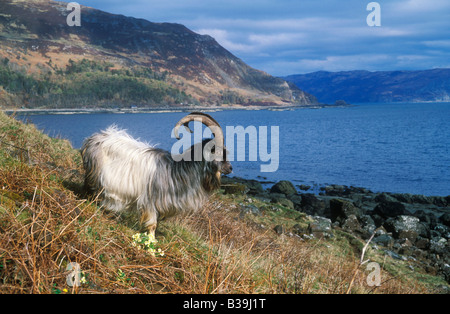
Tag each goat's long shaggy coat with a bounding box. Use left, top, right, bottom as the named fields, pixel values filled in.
left=81, top=126, right=226, bottom=234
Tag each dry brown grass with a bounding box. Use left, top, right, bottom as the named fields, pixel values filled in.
left=0, top=111, right=444, bottom=294
left=176, top=199, right=435, bottom=294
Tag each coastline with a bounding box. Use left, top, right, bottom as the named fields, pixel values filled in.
left=2, top=103, right=351, bottom=115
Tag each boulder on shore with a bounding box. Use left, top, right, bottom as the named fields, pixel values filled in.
left=301, top=193, right=328, bottom=216
left=373, top=201, right=409, bottom=218
left=270, top=180, right=297, bottom=196
left=330, top=198, right=362, bottom=223
left=308, top=216, right=333, bottom=239
left=384, top=215, right=429, bottom=242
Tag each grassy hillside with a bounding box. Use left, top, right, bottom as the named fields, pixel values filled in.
left=0, top=0, right=317, bottom=109
left=0, top=58, right=195, bottom=109
left=0, top=111, right=446, bottom=294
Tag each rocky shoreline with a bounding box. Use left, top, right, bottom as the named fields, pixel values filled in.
left=221, top=176, right=450, bottom=284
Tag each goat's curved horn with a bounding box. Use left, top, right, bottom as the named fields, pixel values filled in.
left=174, top=112, right=224, bottom=160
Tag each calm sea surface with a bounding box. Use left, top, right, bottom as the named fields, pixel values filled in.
left=17, top=102, right=450, bottom=196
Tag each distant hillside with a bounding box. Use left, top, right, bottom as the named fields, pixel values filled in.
left=0, top=0, right=318, bottom=108
left=283, top=69, right=450, bottom=104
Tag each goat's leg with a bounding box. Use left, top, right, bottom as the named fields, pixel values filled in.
left=141, top=209, right=158, bottom=239
left=103, top=193, right=125, bottom=213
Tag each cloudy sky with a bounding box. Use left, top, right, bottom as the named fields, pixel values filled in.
left=74, top=0, right=450, bottom=76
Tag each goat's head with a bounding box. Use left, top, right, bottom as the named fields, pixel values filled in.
left=174, top=112, right=233, bottom=176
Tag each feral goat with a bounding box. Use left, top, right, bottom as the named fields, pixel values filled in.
left=81, top=112, right=232, bottom=238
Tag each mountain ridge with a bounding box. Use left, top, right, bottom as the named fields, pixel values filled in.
left=283, top=68, right=450, bottom=104
left=0, top=0, right=318, bottom=108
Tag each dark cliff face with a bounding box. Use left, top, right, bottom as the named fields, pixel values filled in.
left=0, top=0, right=317, bottom=106
left=283, top=69, right=450, bottom=104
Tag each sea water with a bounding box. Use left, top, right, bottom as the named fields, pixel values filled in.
left=16, top=102, right=450, bottom=196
